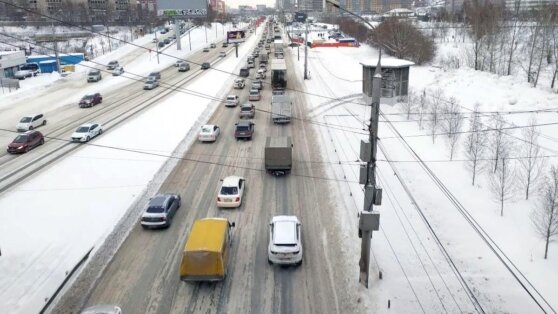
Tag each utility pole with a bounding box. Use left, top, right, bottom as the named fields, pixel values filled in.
left=188, top=28, right=192, bottom=51
left=154, top=28, right=160, bottom=64
left=205, top=22, right=208, bottom=43
left=303, top=21, right=308, bottom=79
left=51, top=21, right=61, bottom=74
left=175, top=17, right=181, bottom=50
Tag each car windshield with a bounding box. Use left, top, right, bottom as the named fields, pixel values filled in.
left=13, top=135, right=28, bottom=143
left=76, top=126, right=90, bottom=133
left=227, top=96, right=236, bottom=101
left=236, top=125, right=249, bottom=131
left=201, top=127, right=212, bottom=133
left=250, top=91, right=259, bottom=95
left=220, top=186, right=238, bottom=195
left=83, top=95, right=93, bottom=100
left=146, top=79, right=155, bottom=84
left=146, top=206, right=165, bottom=213
left=241, top=106, right=252, bottom=111
left=20, top=117, right=32, bottom=123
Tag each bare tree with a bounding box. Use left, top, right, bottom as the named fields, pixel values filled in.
left=428, top=89, right=444, bottom=144
left=489, top=112, right=508, bottom=172
left=464, top=104, right=487, bottom=185
left=418, top=89, right=427, bottom=130
left=532, top=166, right=558, bottom=259
left=519, top=115, right=546, bottom=200
left=400, top=90, right=415, bottom=120
left=441, top=97, right=464, bottom=160
left=489, top=154, right=516, bottom=216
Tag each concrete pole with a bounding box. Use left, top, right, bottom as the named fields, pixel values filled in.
left=52, top=22, right=61, bottom=74
left=175, top=17, right=181, bottom=50
left=205, top=23, right=208, bottom=43
left=189, top=29, right=192, bottom=51
left=154, top=29, right=160, bottom=64
left=303, top=21, right=308, bottom=80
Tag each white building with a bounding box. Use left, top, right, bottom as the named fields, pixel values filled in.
left=0, top=51, right=26, bottom=78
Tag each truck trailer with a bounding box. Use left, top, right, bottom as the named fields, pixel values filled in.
left=265, top=136, right=293, bottom=176
left=271, top=59, right=287, bottom=90
left=271, top=92, right=291, bottom=124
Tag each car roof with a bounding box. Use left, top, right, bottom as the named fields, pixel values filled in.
left=222, top=175, right=242, bottom=186
left=272, top=216, right=299, bottom=245
left=250, top=89, right=259, bottom=93
left=201, top=124, right=215, bottom=129
left=149, top=194, right=173, bottom=207
left=236, top=120, right=252, bottom=127
left=240, top=103, right=253, bottom=108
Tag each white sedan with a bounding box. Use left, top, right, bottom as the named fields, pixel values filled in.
left=71, top=123, right=103, bottom=142
left=217, top=176, right=245, bottom=208
left=198, top=124, right=220, bottom=142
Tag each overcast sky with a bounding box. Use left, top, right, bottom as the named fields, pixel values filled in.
left=225, top=0, right=275, bottom=9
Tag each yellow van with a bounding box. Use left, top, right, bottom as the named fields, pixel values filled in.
left=180, top=218, right=235, bottom=282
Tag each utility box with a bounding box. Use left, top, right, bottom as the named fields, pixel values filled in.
left=360, top=139, right=372, bottom=162
left=361, top=58, right=414, bottom=105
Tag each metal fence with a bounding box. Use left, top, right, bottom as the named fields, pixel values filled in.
left=0, top=77, right=20, bottom=94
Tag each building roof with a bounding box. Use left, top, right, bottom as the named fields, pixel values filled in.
left=184, top=218, right=229, bottom=253
left=360, top=57, right=414, bottom=68
left=0, top=50, right=24, bottom=56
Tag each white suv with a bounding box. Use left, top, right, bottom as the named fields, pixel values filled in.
left=268, top=216, right=303, bottom=266
left=16, top=114, right=46, bottom=132
left=226, top=95, right=239, bottom=107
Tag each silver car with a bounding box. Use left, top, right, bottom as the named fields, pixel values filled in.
left=141, top=193, right=181, bottom=228
left=143, top=78, right=159, bottom=90
left=81, top=304, right=122, bottom=314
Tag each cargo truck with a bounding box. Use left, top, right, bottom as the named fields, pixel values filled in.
left=271, top=92, right=291, bottom=124
left=265, top=136, right=293, bottom=176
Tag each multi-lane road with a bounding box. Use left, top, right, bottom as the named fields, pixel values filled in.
left=14, top=30, right=359, bottom=314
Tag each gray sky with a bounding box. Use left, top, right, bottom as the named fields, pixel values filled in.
left=225, top=0, right=275, bottom=9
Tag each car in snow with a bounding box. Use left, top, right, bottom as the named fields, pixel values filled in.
left=259, top=63, right=267, bottom=72
left=14, top=70, right=33, bottom=80
left=152, top=37, right=159, bottom=43
left=148, top=71, right=161, bottom=80
left=79, top=93, right=103, bottom=108
left=233, top=78, right=245, bottom=89
left=247, top=60, right=255, bottom=68
left=143, top=78, right=159, bottom=90
left=217, top=176, right=245, bottom=208
left=7, top=130, right=44, bottom=154
left=251, top=80, right=263, bottom=90
left=239, top=103, right=255, bottom=119
left=222, top=42, right=228, bottom=47
left=158, top=41, right=165, bottom=48
left=234, top=120, right=254, bottom=140
left=140, top=193, right=181, bottom=228
left=87, top=69, right=102, bottom=82
left=226, top=95, right=239, bottom=107
left=175, top=60, right=184, bottom=67
left=256, top=69, right=266, bottom=79
left=268, top=215, right=303, bottom=266
left=178, top=62, right=190, bottom=72
left=112, top=66, right=124, bottom=76
left=107, top=60, right=119, bottom=70
left=201, top=62, right=210, bottom=70
left=198, top=124, right=220, bottom=142
left=210, top=43, right=216, bottom=48
left=71, top=123, right=103, bottom=142
left=219, top=51, right=226, bottom=57
left=248, top=89, right=261, bottom=101
left=164, top=38, right=171, bottom=44
left=16, top=114, right=46, bottom=132
left=203, top=47, right=210, bottom=52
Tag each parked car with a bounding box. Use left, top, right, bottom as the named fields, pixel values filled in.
left=16, top=114, right=46, bottom=132
left=81, top=304, right=122, bottom=314
left=7, top=130, right=44, bottom=154
left=217, top=176, right=245, bottom=208
left=152, top=38, right=159, bottom=43
left=203, top=47, right=210, bottom=52
left=158, top=41, right=165, bottom=48
left=226, top=95, right=239, bottom=107
left=219, top=51, right=226, bottom=57
left=248, top=89, right=261, bottom=101
left=222, top=42, right=228, bottom=47
left=268, top=216, right=303, bottom=265
left=234, top=120, right=255, bottom=140
left=178, top=62, right=190, bottom=72
left=201, top=62, right=210, bottom=70
left=210, top=43, right=216, bottom=48
left=164, top=38, right=171, bottom=44
left=107, top=60, right=119, bottom=70
left=71, top=123, right=103, bottom=142
left=140, top=193, right=181, bottom=228
left=239, top=103, right=255, bottom=119
left=233, top=78, right=245, bottom=89
left=175, top=60, right=183, bottom=67
left=87, top=69, right=102, bottom=82
left=143, top=78, right=159, bottom=90
left=148, top=71, right=161, bottom=80
left=14, top=70, right=33, bottom=80
left=19, top=63, right=40, bottom=76
left=79, top=93, right=103, bottom=108
left=112, top=66, right=124, bottom=76
left=198, top=124, right=220, bottom=142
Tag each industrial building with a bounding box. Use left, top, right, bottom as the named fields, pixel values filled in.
left=0, top=51, right=26, bottom=78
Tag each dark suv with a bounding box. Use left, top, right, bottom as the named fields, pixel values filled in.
left=7, top=130, right=44, bottom=154
left=234, top=120, right=254, bottom=140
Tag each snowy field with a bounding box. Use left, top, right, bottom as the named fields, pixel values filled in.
left=0, top=24, right=256, bottom=314
left=291, top=32, right=558, bottom=312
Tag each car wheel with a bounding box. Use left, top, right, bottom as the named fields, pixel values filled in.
left=296, top=260, right=302, bottom=266
left=86, top=136, right=90, bottom=142
left=39, top=138, right=44, bottom=145
left=98, top=129, right=103, bottom=135
left=29, top=126, right=34, bottom=130
left=268, top=258, right=272, bottom=265
left=43, top=120, right=47, bottom=126
left=141, top=224, right=147, bottom=229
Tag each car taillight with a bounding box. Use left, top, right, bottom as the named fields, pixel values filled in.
left=235, top=197, right=240, bottom=202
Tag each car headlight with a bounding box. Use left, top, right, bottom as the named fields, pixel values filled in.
left=17, top=146, right=24, bottom=149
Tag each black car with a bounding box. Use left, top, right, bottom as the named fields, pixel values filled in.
left=140, top=193, right=181, bottom=228
left=164, top=38, right=171, bottom=44
left=201, top=62, right=210, bottom=70
left=234, top=120, right=255, bottom=140
left=158, top=41, right=165, bottom=48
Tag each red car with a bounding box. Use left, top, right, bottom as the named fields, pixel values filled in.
left=79, top=93, right=103, bottom=108
left=7, top=130, right=44, bottom=154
